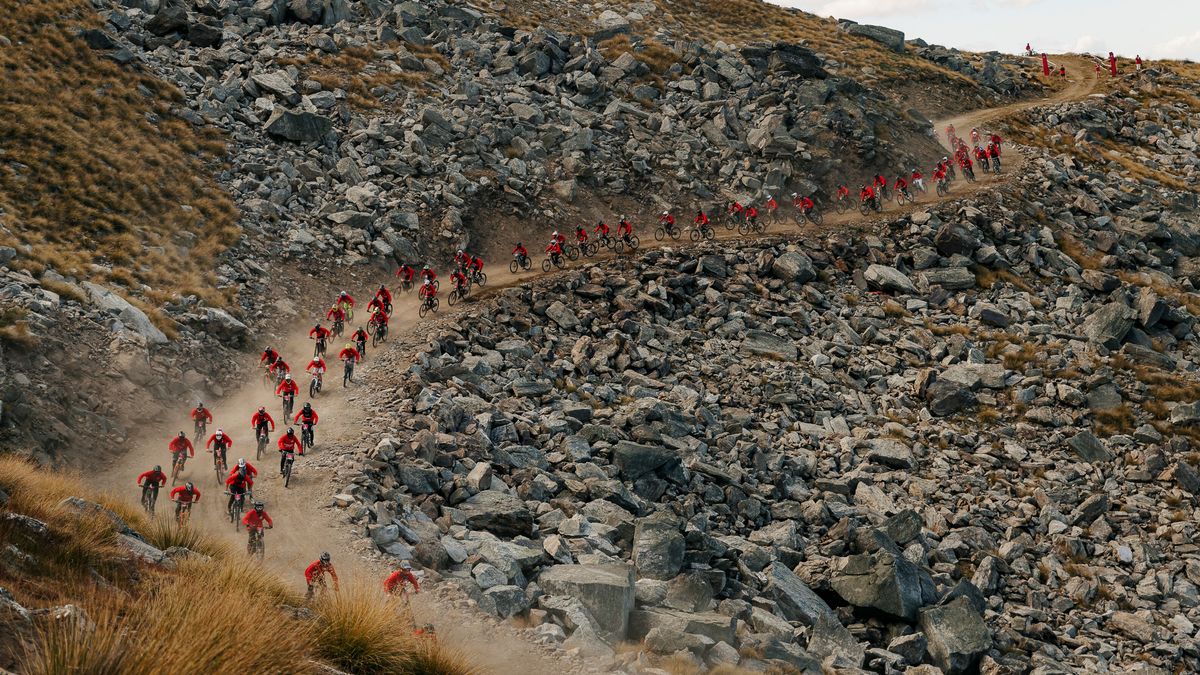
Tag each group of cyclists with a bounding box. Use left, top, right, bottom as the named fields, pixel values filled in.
left=394, top=249, right=487, bottom=316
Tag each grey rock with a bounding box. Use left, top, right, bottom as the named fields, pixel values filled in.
left=1067, top=430, right=1113, bottom=463
left=772, top=252, right=817, bottom=283
left=458, top=490, right=533, bottom=537
left=482, top=585, right=529, bottom=618
left=265, top=109, right=334, bottom=142
left=765, top=562, right=834, bottom=625
left=1080, top=302, right=1137, bottom=349
left=918, top=266, right=976, bottom=291
left=865, top=264, right=917, bottom=295
left=807, top=613, right=865, bottom=668
left=830, top=550, right=934, bottom=621
left=740, top=330, right=797, bottom=361
left=845, top=23, right=905, bottom=52
left=81, top=282, right=168, bottom=344
left=865, top=439, right=915, bottom=470
left=919, top=596, right=992, bottom=674
left=926, top=378, right=976, bottom=416
left=539, top=564, right=635, bottom=643
left=613, top=441, right=678, bottom=480
left=633, top=512, right=685, bottom=580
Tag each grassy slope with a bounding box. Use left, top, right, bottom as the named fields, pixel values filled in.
left=0, top=0, right=239, bottom=309
left=0, top=457, right=478, bottom=674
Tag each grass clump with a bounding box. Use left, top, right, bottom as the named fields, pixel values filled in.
left=0, top=0, right=240, bottom=308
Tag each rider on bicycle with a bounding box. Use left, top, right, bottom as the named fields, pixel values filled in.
left=326, top=304, right=346, bottom=324
left=420, top=265, right=436, bottom=283
left=242, top=501, right=273, bottom=544
left=226, top=466, right=253, bottom=512
left=384, top=560, right=420, bottom=596
left=169, top=431, right=194, bottom=463
left=837, top=185, right=850, bottom=201
left=260, top=347, right=279, bottom=367
left=191, top=402, right=212, bottom=429
left=305, top=552, right=340, bottom=600
left=207, top=429, right=231, bottom=468
left=309, top=323, right=331, bottom=348
left=469, top=255, right=483, bottom=277
left=351, top=327, right=368, bottom=351
left=373, top=284, right=392, bottom=309
left=860, top=185, right=876, bottom=207
left=278, top=428, right=302, bottom=472
left=454, top=249, right=470, bottom=268
left=337, top=290, right=355, bottom=309
left=137, top=465, right=167, bottom=499
left=396, top=262, right=415, bottom=284
left=512, top=242, right=528, bottom=260
left=744, top=204, right=758, bottom=224
left=306, top=355, right=327, bottom=381
left=727, top=201, right=744, bottom=220
left=294, top=403, right=318, bottom=445
left=574, top=225, right=588, bottom=244
left=617, top=216, right=633, bottom=241
left=369, top=307, right=389, bottom=337
left=276, top=373, right=300, bottom=398
left=545, top=239, right=563, bottom=264
left=339, top=344, right=361, bottom=363
left=593, top=221, right=610, bottom=238
left=366, top=294, right=388, bottom=317
left=694, top=210, right=710, bottom=227
left=873, top=174, right=888, bottom=194
left=658, top=211, right=675, bottom=229
left=895, top=175, right=910, bottom=199
left=765, top=195, right=777, bottom=212
left=170, top=482, right=200, bottom=519
left=911, top=169, right=924, bottom=192
left=270, top=357, right=291, bottom=382
left=796, top=194, right=815, bottom=215
left=450, top=268, right=468, bottom=292
left=252, top=407, right=275, bottom=438
left=418, top=279, right=438, bottom=304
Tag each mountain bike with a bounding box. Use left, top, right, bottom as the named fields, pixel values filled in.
left=313, top=335, right=327, bottom=358
left=140, top=484, right=159, bottom=515
left=613, top=233, right=640, bottom=253
left=172, top=499, right=193, bottom=528
left=212, top=446, right=228, bottom=487
left=564, top=243, right=581, bottom=262
left=256, top=427, right=269, bottom=461
left=689, top=224, right=715, bottom=241
left=541, top=254, right=565, bottom=272
left=170, top=450, right=187, bottom=485
left=509, top=254, right=532, bottom=273
left=342, top=357, right=355, bottom=386
left=833, top=195, right=850, bottom=215
left=282, top=392, right=295, bottom=420
left=936, top=177, right=949, bottom=196
left=193, top=418, right=207, bottom=444
left=991, top=156, right=1002, bottom=174
left=247, top=525, right=269, bottom=562
left=418, top=294, right=439, bottom=318
left=858, top=197, right=883, bottom=216
left=399, top=277, right=414, bottom=293
left=227, top=490, right=247, bottom=530
left=448, top=283, right=468, bottom=307
left=331, top=317, right=344, bottom=338
left=282, top=450, right=296, bottom=488
left=654, top=222, right=681, bottom=241
left=802, top=205, right=823, bottom=226
left=308, top=371, right=323, bottom=398
left=895, top=188, right=912, bottom=207
left=737, top=218, right=765, bottom=236
left=300, top=421, right=315, bottom=453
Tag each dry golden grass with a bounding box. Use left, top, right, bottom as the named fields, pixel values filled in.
left=1093, top=404, right=1136, bottom=437
left=599, top=35, right=678, bottom=75
left=0, top=456, right=479, bottom=673
left=1056, top=231, right=1104, bottom=270
left=282, top=43, right=439, bottom=109
left=976, top=266, right=1033, bottom=293
left=0, top=0, right=240, bottom=309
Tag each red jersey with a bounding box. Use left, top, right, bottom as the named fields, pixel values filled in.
left=384, top=569, right=420, bottom=595
left=168, top=437, right=194, bottom=457
left=326, top=307, right=345, bottom=322
left=137, top=470, right=167, bottom=488
left=275, top=379, right=299, bottom=396
left=226, top=472, right=253, bottom=490
left=251, top=410, right=275, bottom=430
left=512, top=245, right=528, bottom=257
left=242, top=510, right=273, bottom=529
left=305, top=560, right=339, bottom=586
left=307, top=358, right=326, bottom=373
left=278, top=434, right=302, bottom=452
left=309, top=326, right=330, bottom=340
left=339, top=347, right=361, bottom=362
left=169, top=485, right=200, bottom=503
left=294, top=408, right=318, bottom=426
left=206, top=433, right=231, bottom=450
left=191, top=407, right=212, bottom=423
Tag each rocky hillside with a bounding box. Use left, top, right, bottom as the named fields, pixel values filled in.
left=320, top=66, right=1200, bottom=674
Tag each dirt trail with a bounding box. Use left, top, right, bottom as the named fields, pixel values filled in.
left=93, top=55, right=1102, bottom=674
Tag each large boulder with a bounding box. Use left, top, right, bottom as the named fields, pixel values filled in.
left=145, top=2, right=188, bottom=35
left=593, top=9, right=630, bottom=40
left=918, top=266, right=976, bottom=291
left=865, top=264, right=917, bottom=295
left=81, top=282, right=168, bottom=344
left=772, top=252, right=817, bottom=282
left=265, top=109, right=334, bottom=142
left=1080, top=303, right=1137, bottom=349
left=919, top=597, right=992, bottom=674
left=765, top=563, right=834, bottom=625
left=807, top=613, right=865, bottom=669
left=926, top=378, right=976, bottom=416
left=1067, top=430, right=1113, bottom=463
left=203, top=308, right=248, bottom=345
left=628, top=607, right=736, bottom=645
left=539, top=564, right=635, bottom=643
left=845, top=23, right=905, bottom=52
left=740, top=330, right=798, bottom=361
left=632, top=512, right=685, bottom=580
left=830, top=550, right=935, bottom=621
left=457, top=490, right=532, bottom=537
left=613, top=441, right=678, bottom=480
left=767, top=43, right=827, bottom=78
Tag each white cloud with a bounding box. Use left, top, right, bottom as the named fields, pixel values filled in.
left=1068, top=35, right=1102, bottom=56
left=1150, top=30, right=1200, bottom=60
left=803, top=0, right=935, bottom=18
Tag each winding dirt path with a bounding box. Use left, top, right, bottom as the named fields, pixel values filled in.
left=93, top=54, right=1101, bottom=674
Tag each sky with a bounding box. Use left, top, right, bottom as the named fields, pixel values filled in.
left=771, top=0, right=1200, bottom=61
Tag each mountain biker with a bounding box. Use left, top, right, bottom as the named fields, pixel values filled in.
left=396, top=263, right=415, bottom=284
left=276, top=373, right=299, bottom=398
left=339, top=344, right=361, bottom=364
left=226, top=467, right=253, bottom=512
left=727, top=201, right=744, bottom=221
left=744, top=204, right=758, bottom=224
left=366, top=295, right=387, bottom=317
left=305, top=552, right=340, bottom=600
left=191, top=402, right=212, bottom=427
left=309, top=323, right=330, bottom=345
left=512, top=242, right=529, bottom=259
left=873, top=174, right=888, bottom=194
left=593, top=221, right=610, bottom=238
left=693, top=210, right=709, bottom=227
left=169, top=482, right=200, bottom=519
left=252, top=407, right=275, bottom=438
left=617, top=216, right=633, bottom=241
left=295, top=402, right=318, bottom=433
left=418, top=279, right=438, bottom=303
left=469, top=255, right=483, bottom=277
left=337, top=290, right=355, bottom=308
left=242, top=501, right=273, bottom=543
left=797, top=195, right=815, bottom=214
left=989, top=133, right=1002, bottom=154
left=326, top=304, right=346, bottom=324
left=911, top=169, right=924, bottom=192
left=373, top=284, right=392, bottom=308
left=420, top=265, right=436, bottom=283
left=137, top=465, right=167, bottom=495
left=860, top=185, right=876, bottom=209
left=277, top=428, right=302, bottom=472
left=574, top=225, right=588, bottom=244
left=837, top=185, right=850, bottom=201
left=384, top=560, right=421, bottom=596
left=306, top=355, right=326, bottom=381
left=658, top=211, right=675, bottom=229
left=988, top=142, right=1001, bottom=163
left=207, top=429, right=231, bottom=468
left=454, top=249, right=470, bottom=268
left=350, top=327, right=368, bottom=355
left=551, top=230, right=566, bottom=247
left=933, top=164, right=947, bottom=186
left=269, top=357, right=291, bottom=381
left=894, top=175, right=909, bottom=198
left=545, top=239, right=563, bottom=264
left=765, top=195, right=777, bottom=214
left=260, top=347, right=279, bottom=367
left=450, top=268, right=468, bottom=292
left=169, top=432, right=195, bottom=462
left=232, top=457, right=258, bottom=482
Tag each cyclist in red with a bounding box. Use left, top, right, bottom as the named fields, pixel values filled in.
left=658, top=211, right=675, bottom=227
left=336, top=291, right=355, bottom=308
left=338, top=344, right=361, bottom=362
left=512, top=242, right=528, bottom=258
left=911, top=169, right=924, bottom=191
left=169, top=432, right=195, bottom=460
left=294, top=403, right=318, bottom=448
left=307, top=355, right=326, bottom=374
left=350, top=327, right=368, bottom=351
left=617, top=216, right=632, bottom=239
left=269, top=357, right=290, bottom=379
left=873, top=174, right=888, bottom=194
left=745, top=204, right=758, bottom=223
left=396, top=263, right=414, bottom=283
left=206, top=429, right=231, bottom=468
left=860, top=185, right=875, bottom=204
left=309, top=323, right=330, bottom=342
left=418, top=279, right=438, bottom=302
left=231, top=457, right=257, bottom=482
left=728, top=201, right=744, bottom=220
left=366, top=295, right=387, bottom=316
left=450, top=267, right=468, bottom=292
left=305, top=552, right=340, bottom=600
left=276, top=373, right=300, bottom=397
left=989, top=133, right=1002, bottom=154
left=545, top=239, right=563, bottom=264
left=894, top=176, right=910, bottom=200
left=453, top=249, right=469, bottom=268
left=191, top=403, right=212, bottom=426
left=326, top=305, right=345, bottom=323
left=837, top=185, right=850, bottom=200
left=574, top=225, right=588, bottom=244
left=420, top=265, right=436, bottom=283
left=469, top=255, right=484, bottom=275
left=384, top=560, right=420, bottom=596
left=225, top=467, right=253, bottom=515
left=593, top=221, right=610, bottom=238
left=765, top=195, right=777, bottom=214
left=797, top=195, right=814, bottom=213
left=169, top=482, right=200, bottom=520
left=137, top=465, right=167, bottom=490
left=277, top=427, right=302, bottom=472
left=251, top=407, right=275, bottom=436
left=242, top=501, right=273, bottom=531
left=693, top=210, right=709, bottom=227
left=260, top=347, right=279, bottom=366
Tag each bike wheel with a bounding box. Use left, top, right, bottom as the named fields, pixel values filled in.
left=737, top=221, right=750, bottom=236
left=509, top=260, right=518, bottom=274
left=755, top=222, right=765, bottom=234
left=541, top=259, right=551, bottom=272
left=284, top=461, right=292, bottom=488
left=566, top=246, right=579, bottom=261
left=628, top=235, right=639, bottom=249
left=180, top=506, right=190, bottom=528
left=689, top=228, right=701, bottom=242
left=418, top=302, right=428, bottom=318
left=896, top=192, right=907, bottom=206
left=725, top=218, right=736, bottom=231
left=810, top=209, right=824, bottom=225
left=432, top=297, right=439, bottom=313
left=448, top=290, right=459, bottom=306
left=257, top=439, right=264, bottom=461
left=654, top=226, right=666, bottom=242
left=669, top=227, right=680, bottom=241
left=309, top=379, right=317, bottom=398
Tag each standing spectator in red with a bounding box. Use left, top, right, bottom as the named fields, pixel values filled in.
left=1109, top=51, right=1117, bottom=77
left=1135, top=55, right=1143, bottom=72
left=1025, top=43, right=1031, bottom=56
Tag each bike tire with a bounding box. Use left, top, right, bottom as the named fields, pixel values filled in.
left=284, top=461, right=292, bottom=488
left=628, top=235, right=639, bottom=249
left=309, top=379, right=317, bottom=398
left=257, top=439, right=264, bottom=461
left=613, top=239, right=624, bottom=254
left=704, top=227, right=715, bottom=241
left=896, top=192, right=907, bottom=206
left=566, top=246, right=579, bottom=261
left=755, top=222, right=765, bottom=234
left=448, top=290, right=459, bottom=306
left=809, top=209, right=823, bottom=226
left=509, top=260, right=518, bottom=274
left=477, top=272, right=486, bottom=286
left=738, top=221, right=751, bottom=236
left=418, top=302, right=428, bottom=318
left=541, top=259, right=551, bottom=272
left=689, top=228, right=701, bottom=242
left=654, top=226, right=666, bottom=242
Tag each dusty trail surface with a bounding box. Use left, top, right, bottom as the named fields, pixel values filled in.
left=94, top=55, right=1101, bottom=674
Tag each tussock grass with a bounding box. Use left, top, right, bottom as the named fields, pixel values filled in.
left=0, top=0, right=240, bottom=308
left=1, top=456, right=480, bottom=673
left=599, top=35, right=678, bottom=74
left=281, top=43, right=438, bottom=109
